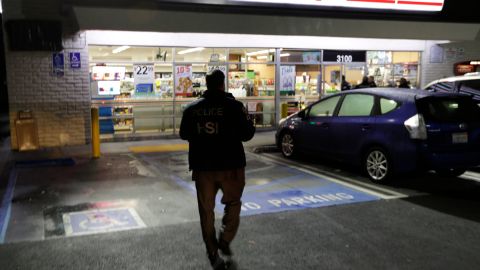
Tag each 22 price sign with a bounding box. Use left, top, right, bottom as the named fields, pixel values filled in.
left=135, top=65, right=154, bottom=75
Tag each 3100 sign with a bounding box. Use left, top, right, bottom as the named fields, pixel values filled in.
left=336, top=55, right=353, bottom=63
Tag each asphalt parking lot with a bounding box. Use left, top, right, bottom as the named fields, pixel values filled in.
left=1, top=132, right=480, bottom=269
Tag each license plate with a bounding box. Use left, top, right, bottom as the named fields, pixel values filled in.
left=452, top=132, right=468, bottom=144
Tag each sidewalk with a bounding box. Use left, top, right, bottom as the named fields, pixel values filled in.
left=2, top=130, right=276, bottom=162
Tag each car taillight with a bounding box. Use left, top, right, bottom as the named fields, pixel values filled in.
left=404, top=114, right=427, bottom=140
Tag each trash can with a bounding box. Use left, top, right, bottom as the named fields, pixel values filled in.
left=15, top=110, right=39, bottom=151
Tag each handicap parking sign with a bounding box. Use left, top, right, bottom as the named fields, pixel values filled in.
left=70, top=52, right=81, bottom=69
left=52, top=53, right=64, bottom=76
left=63, top=207, right=146, bottom=236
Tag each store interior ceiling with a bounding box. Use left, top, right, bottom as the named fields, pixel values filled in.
left=88, top=46, right=273, bottom=63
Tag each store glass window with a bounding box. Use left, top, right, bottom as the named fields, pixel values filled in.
left=89, top=46, right=175, bottom=100
left=154, top=64, right=174, bottom=99
left=279, top=50, right=322, bottom=115
left=89, top=46, right=177, bottom=139
left=280, top=50, right=321, bottom=64
left=367, top=51, right=420, bottom=88
left=229, top=48, right=275, bottom=63
left=243, top=63, right=276, bottom=128
left=228, top=48, right=276, bottom=128
left=392, top=52, right=420, bottom=88
left=89, top=46, right=174, bottom=63
left=175, top=47, right=227, bottom=63
left=367, top=51, right=392, bottom=65
left=367, top=51, right=393, bottom=87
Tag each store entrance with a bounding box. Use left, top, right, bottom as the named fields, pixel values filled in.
left=322, top=63, right=366, bottom=93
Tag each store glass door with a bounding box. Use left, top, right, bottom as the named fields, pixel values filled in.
left=323, top=64, right=367, bottom=93
left=323, top=65, right=342, bottom=94
left=344, top=64, right=366, bottom=89
left=323, top=50, right=367, bottom=93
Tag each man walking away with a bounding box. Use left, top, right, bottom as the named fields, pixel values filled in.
left=180, top=70, right=255, bottom=269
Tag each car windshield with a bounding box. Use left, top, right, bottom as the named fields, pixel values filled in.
left=416, top=96, right=480, bottom=123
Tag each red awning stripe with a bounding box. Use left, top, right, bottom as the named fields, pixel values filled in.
left=397, top=1, right=443, bottom=6
left=347, top=0, right=396, bottom=3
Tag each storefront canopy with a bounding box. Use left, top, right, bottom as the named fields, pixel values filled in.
left=72, top=6, right=480, bottom=41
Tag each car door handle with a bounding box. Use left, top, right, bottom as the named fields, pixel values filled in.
left=320, top=123, right=329, bottom=129
left=308, top=122, right=329, bottom=128
left=361, top=124, right=371, bottom=131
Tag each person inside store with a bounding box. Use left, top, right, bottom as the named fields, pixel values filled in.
left=355, top=76, right=370, bottom=89
left=368, top=76, right=377, bottom=87
left=180, top=69, right=256, bottom=270
left=341, top=75, right=351, bottom=91
left=398, top=77, right=411, bottom=88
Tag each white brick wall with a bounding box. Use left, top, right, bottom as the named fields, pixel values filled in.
left=2, top=0, right=91, bottom=149
left=6, top=33, right=91, bottom=149
left=421, top=41, right=480, bottom=87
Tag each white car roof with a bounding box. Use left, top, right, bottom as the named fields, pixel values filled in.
left=425, top=72, right=480, bottom=89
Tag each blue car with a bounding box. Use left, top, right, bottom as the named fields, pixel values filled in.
left=276, top=88, right=480, bottom=182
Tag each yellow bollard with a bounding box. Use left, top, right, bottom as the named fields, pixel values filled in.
left=91, top=107, right=101, bottom=159
left=281, top=103, right=288, bottom=118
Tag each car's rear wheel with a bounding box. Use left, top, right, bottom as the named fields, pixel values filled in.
left=364, top=147, right=392, bottom=183
left=280, top=133, right=296, bottom=158
left=435, top=168, right=467, bottom=178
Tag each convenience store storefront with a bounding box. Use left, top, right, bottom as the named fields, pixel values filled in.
left=6, top=0, right=480, bottom=149
left=88, top=33, right=422, bottom=140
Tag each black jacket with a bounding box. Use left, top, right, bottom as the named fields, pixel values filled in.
left=179, top=90, right=255, bottom=171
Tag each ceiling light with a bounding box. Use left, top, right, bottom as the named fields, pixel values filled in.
left=112, top=46, right=130, bottom=54
left=257, top=55, right=268, bottom=60
left=280, top=53, right=291, bottom=57
left=246, top=49, right=275, bottom=56
left=177, top=47, right=205, bottom=55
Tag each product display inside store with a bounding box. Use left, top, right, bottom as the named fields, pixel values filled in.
left=88, top=46, right=279, bottom=139
left=367, top=51, right=421, bottom=88
left=88, top=46, right=422, bottom=140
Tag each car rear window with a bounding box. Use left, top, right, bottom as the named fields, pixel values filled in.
left=416, top=97, right=480, bottom=123
left=459, top=79, right=480, bottom=99
left=460, top=79, right=480, bottom=91
left=431, top=81, right=454, bottom=92
left=380, top=98, right=399, bottom=114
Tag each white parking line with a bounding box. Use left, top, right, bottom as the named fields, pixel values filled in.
left=246, top=165, right=276, bottom=174
left=253, top=153, right=408, bottom=200
left=461, top=171, right=480, bottom=183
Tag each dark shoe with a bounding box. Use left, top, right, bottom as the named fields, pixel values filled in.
left=218, top=239, right=233, bottom=267
left=218, top=239, right=233, bottom=256
left=208, top=252, right=226, bottom=270
left=225, top=260, right=237, bottom=270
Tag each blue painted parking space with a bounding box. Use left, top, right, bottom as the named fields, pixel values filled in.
left=63, top=207, right=146, bottom=236
left=139, top=152, right=380, bottom=217
left=224, top=171, right=379, bottom=216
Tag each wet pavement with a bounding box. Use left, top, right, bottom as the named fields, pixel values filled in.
left=1, top=131, right=480, bottom=269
